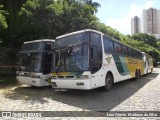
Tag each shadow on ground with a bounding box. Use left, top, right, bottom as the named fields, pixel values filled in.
left=3, top=72, right=159, bottom=111
left=0, top=75, right=17, bottom=88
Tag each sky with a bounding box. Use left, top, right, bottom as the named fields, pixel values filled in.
left=93, top=0, right=160, bottom=35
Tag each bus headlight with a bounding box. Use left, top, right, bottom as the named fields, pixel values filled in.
left=47, top=77, right=52, bottom=84
left=51, top=76, right=57, bottom=79
left=31, top=75, right=41, bottom=78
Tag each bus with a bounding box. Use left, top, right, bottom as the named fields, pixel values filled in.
left=142, top=52, right=153, bottom=74
left=16, top=39, right=55, bottom=87
left=48, top=29, right=146, bottom=91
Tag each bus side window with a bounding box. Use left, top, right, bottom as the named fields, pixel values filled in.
left=45, top=42, right=51, bottom=51
left=90, top=47, right=94, bottom=59
left=54, top=53, right=59, bottom=67
left=103, top=36, right=113, bottom=53
left=114, top=42, right=122, bottom=54
left=122, top=45, right=128, bottom=56
left=90, top=46, right=100, bottom=74
left=131, top=49, right=135, bottom=58
left=90, top=32, right=101, bottom=46
left=43, top=53, right=52, bottom=74
left=90, top=32, right=102, bottom=74
left=139, top=52, right=142, bottom=59
left=90, top=46, right=99, bottom=64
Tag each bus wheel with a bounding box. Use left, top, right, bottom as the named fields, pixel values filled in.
left=135, top=70, right=140, bottom=80
left=139, top=69, right=141, bottom=77
left=103, top=74, right=113, bottom=92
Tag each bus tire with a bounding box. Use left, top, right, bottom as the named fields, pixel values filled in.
left=135, top=70, right=140, bottom=80
left=139, top=69, right=141, bottom=77
left=103, top=73, right=113, bottom=92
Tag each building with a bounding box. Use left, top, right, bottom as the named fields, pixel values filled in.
left=142, top=8, right=160, bottom=34
left=131, top=16, right=141, bottom=35
left=154, top=34, right=160, bottom=40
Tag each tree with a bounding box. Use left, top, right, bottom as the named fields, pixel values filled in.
left=83, top=0, right=101, bottom=14
left=131, top=33, right=157, bottom=47
left=95, top=22, right=121, bottom=40
left=0, top=0, right=101, bottom=47
left=157, top=41, right=160, bottom=51
left=95, top=23, right=160, bottom=64
left=0, top=5, right=7, bottom=29
left=0, top=0, right=27, bottom=47
left=15, top=0, right=100, bottom=47
left=16, top=0, right=58, bottom=46
left=0, top=5, right=8, bottom=45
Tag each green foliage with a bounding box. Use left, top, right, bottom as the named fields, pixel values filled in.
left=0, top=5, right=8, bottom=29
left=0, top=0, right=160, bottom=65
left=131, top=33, right=157, bottom=47
left=0, top=0, right=100, bottom=47
left=83, top=0, right=101, bottom=14
left=95, top=23, right=160, bottom=64
left=121, top=37, right=160, bottom=64
left=95, top=22, right=121, bottom=40
left=157, top=41, right=160, bottom=47
left=0, top=0, right=27, bottom=47
left=0, top=75, right=16, bottom=86
left=0, top=67, right=16, bottom=75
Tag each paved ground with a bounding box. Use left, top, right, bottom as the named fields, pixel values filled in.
left=0, top=68, right=160, bottom=120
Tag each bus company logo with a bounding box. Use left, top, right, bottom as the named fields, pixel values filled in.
left=106, top=57, right=112, bottom=64
left=2, top=112, right=11, bottom=118
left=128, top=59, right=137, bottom=64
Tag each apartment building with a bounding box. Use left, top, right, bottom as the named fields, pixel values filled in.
left=131, top=16, right=141, bottom=35
left=143, top=8, right=160, bottom=34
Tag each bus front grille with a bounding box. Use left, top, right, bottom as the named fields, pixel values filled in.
left=66, top=76, right=74, bottom=78
left=57, top=76, right=64, bottom=79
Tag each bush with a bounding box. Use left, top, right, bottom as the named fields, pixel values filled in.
left=0, top=66, right=16, bottom=75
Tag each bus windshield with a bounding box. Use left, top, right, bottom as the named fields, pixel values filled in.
left=21, top=42, right=44, bottom=51
left=54, top=45, right=89, bottom=72
left=55, top=32, right=89, bottom=47
left=19, top=53, right=42, bottom=72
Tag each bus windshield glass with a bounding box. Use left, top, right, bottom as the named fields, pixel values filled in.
left=54, top=45, right=89, bottom=72
left=21, top=42, right=44, bottom=51
left=19, top=53, right=42, bottom=72
left=55, top=32, right=89, bottom=47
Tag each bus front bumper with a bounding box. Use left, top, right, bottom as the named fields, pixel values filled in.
left=50, top=79, right=91, bottom=90
left=16, top=76, right=50, bottom=87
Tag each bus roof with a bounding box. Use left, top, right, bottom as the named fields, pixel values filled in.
left=56, top=29, right=104, bottom=39
left=24, top=39, right=55, bottom=44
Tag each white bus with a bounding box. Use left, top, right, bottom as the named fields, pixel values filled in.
left=48, top=29, right=147, bottom=91
left=16, top=39, right=55, bottom=87
left=142, top=52, right=153, bottom=74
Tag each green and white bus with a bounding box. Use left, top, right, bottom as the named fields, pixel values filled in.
left=16, top=39, right=55, bottom=87
left=142, top=52, right=153, bottom=74
left=48, top=29, right=149, bottom=91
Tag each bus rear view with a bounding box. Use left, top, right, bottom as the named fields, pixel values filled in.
left=16, top=39, right=55, bottom=87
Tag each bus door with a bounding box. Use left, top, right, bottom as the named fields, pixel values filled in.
left=89, top=32, right=103, bottom=88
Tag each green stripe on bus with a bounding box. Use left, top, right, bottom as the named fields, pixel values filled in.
left=113, top=55, right=129, bottom=76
